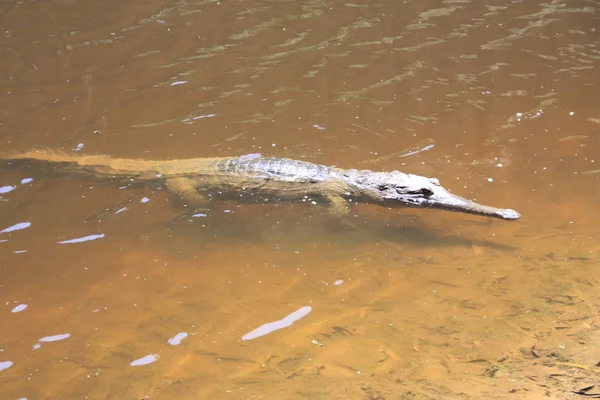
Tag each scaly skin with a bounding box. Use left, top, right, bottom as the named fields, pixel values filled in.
left=0, top=149, right=520, bottom=221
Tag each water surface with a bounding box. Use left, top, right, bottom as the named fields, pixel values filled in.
left=1, top=0, right=599, bottom=399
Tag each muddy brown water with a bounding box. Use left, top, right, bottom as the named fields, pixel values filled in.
left=1, top=0, right=600, bottom=399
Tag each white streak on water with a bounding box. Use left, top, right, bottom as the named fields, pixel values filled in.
left=0, top=361, right=13, bottom=372
left=168, top=332, right=188, bottom=345
left=33, top=333, right=71, bottom=350
left=21, top=178, right=33, bottom=184
left=130, top=354, right=159, bottom=366
left=242, top=306, right=312, bottom=341
left=398, top=144, right=435, bottom=158
left=0, top=185, right=16, bottom=194
left=11, top=304, right=28, bottom=313
left=192, top=113, right=215, bottom=120
left=58, top=234, right=105, bottom=244
left=182, top=113, right=216, bottom=124
left=38, top=333, right=71, bottom=342
left=1, top=222, right=31, bottom=233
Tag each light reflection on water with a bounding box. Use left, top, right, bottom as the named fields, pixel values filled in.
left=57, top=234, right=105, bottom=244
left=0, top=361, right=13, bottom=373
left=1, top=222, right=32, bottom=233
left=11, top=304, right=28, bottom=313
left=242, top=305, right=312, bottom=341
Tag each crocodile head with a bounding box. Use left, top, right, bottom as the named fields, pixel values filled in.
left=357, top=171, right=520, bottom=220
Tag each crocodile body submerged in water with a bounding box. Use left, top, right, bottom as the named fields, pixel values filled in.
left=0, top=149, right=520, bottom=221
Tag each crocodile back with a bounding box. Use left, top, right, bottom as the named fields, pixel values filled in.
left=214, top=156, right=333, bottom=183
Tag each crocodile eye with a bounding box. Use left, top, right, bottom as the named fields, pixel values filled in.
left=397, top=187, right=434, bottom=196
left=377, top=184, right=389, bottom=191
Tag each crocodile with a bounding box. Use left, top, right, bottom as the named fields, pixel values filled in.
left=0, top=149, right=520, bottom=221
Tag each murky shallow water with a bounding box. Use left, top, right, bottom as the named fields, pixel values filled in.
left=1, top=0, right=600, bottom=399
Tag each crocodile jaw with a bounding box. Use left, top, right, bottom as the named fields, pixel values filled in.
left=383, top=185, right=520, bottom=220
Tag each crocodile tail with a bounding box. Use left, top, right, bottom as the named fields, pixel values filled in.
left=0, top=147, right=117, bottom=170
left=0, top=147, right=158, bottom=181
left=0, top=147, right=80, bottom=163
